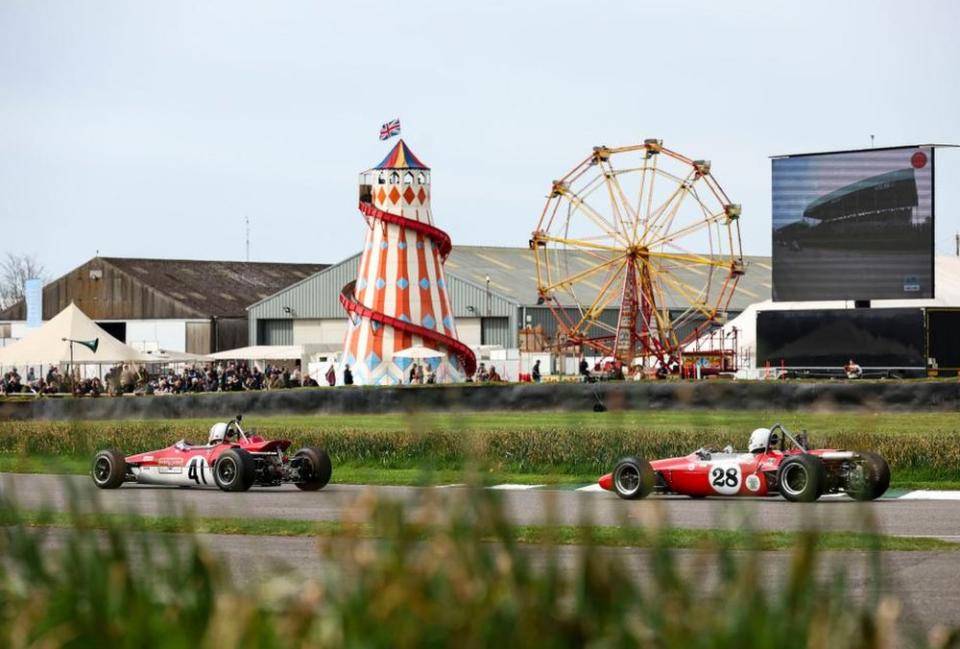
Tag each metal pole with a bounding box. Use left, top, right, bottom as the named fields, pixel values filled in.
left=956, top=232, right=959, bottom=257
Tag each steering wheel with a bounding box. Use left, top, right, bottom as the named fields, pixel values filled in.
left=224, top=420, right=240, bottom=442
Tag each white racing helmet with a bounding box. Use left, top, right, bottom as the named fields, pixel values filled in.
left=748, top=427, right=776, bottom=453
left=208, top=422, right=229, bottom=444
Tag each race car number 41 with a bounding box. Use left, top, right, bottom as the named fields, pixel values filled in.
left=709, top=461, right=742, bottom=495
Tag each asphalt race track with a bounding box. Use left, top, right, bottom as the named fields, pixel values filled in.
left=3, top=473, right=960, bottom=539
left=31, top=523, right=960, bottom=637
left=6, top=473, right=960, bottom=636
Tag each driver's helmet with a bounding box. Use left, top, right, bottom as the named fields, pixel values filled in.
left=208, top=422, right=229, bottom=445
left=748, top=427, right=778, bottom=453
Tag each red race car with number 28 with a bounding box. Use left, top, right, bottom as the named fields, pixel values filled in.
left=599, top=424, right=890, bottom=502
left=91, top=415, right=332, bottom=492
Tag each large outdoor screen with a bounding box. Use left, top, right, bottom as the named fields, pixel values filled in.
left=756, top=308, right=925, bottom=369
left=772, top=146, right=933, bottom=301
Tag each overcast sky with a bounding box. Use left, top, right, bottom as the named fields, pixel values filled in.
left=2, top=0, right=959, bottom=280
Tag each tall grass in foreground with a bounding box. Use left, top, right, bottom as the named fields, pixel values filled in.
left=1, top=486, right=958, bottom=648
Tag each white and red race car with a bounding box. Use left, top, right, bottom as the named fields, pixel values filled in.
left=92, top=415, right=331, bottom=492
left=599, top=424, right=890, bottom=502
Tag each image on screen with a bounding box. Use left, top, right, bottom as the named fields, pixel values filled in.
left=772, top=146, right=933, bottom=301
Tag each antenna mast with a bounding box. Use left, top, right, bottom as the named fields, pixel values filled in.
left=245, top=216, right=250, bottom=262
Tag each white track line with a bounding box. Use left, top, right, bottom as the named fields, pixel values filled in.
left=897, top=490, right=960, bottom=501
left=488, top=484, right=545, bottom=491
left=575, top=484, right=606, bottom=492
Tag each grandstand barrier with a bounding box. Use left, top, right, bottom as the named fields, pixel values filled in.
left=1, top=380, right=958, bottom=421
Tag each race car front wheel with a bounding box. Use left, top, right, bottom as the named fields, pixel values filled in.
left=777, top=455, right=826, bottom=503
left=213, top=448, right=256, bottom=492
left=91, top=449, right=127, bottom=489
left=293, top=447, right=333, bottom=491
left=612, top=456, right=655, bottom=500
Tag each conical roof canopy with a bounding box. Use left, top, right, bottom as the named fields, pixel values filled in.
left=373, top=139, right=429, bottom=170
left=0, top=303, right=154, bottom=365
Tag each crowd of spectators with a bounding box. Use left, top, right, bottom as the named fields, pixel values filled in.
left=0, top=361, right=324, bottom=397
left=2, top=366, right=69, bottom=395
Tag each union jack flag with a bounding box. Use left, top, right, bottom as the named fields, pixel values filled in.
left=379, top=118, right=401, bottom=141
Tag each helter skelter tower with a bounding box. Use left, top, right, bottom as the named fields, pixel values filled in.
left=340, top=140, right=477, bottom=384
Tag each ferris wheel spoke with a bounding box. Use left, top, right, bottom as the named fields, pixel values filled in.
left=538, top=253, right=625, bottom=295
left=643, top=169, right=699, bottom=241
left=645, top=263, right=713, bottom=320
left=645, top=250, right=730, bottom=269
left=572, top=257, right=629, bottom=334
left=534, top=233, right=626, bottom=254
left=560, top=192, right=629, bottom=246
left=640, top=153, right=659, bottom=232
left=645, top=211, right=725, bottom=250
left=600, top=161, right=640, bottom=243
left=645, top=185, right=691, bottom=247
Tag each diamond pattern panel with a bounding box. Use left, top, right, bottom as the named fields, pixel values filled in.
left=389, top=187, right=401, bottom=204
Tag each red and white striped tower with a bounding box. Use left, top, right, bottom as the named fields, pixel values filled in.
left=340, top=140, right=477, bottom=384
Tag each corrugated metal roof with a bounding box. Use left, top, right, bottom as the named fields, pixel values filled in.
left=445, top=246, right=770, bottom=311
left=248, top=246, right=771, bottom=320
left=103, top=257, right=327, bottom=317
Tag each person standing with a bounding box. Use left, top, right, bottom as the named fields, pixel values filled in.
left=343, top=364, right=354, bottom=386
left=325, top=364, right=336, bottom=387
left=532, top=360, right=542, bottom=383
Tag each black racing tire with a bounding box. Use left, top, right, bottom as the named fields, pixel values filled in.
left=91, top=449, right=127, bottom=489
left=846, top=452, right=891, bottom=501
left=777, top=454, right=826, bottom=503
left=293, top=447, right=332, bottom=491
left=213, top=448, right=256, bottom=492
left=612, top=456, right=655, bottom=500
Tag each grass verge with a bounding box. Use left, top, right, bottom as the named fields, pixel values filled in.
left=8, top=509, right=957, bottom=551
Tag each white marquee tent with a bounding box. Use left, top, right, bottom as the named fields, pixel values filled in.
left=0, top=303, right=154, bottom=367
left=207, top=345, right=304, bottom=361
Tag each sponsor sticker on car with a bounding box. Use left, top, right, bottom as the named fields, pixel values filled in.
left=158, top=457, right=184, bottom=474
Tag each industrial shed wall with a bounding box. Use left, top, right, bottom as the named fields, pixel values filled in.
left=247, top=253, right=519, bottom=346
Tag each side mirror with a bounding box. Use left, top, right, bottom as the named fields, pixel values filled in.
left=236, top=414, right=243, bottom=423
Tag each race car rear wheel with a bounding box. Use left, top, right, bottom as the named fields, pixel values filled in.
left=777, top=454, right=826, bottom=503
left=612, top=456, right=655, bottom=500
left=91, top=449, right=127, bottom=489
left=213, top=448, right=256, bottom=492
left=293, top=447, right=332, bottom=491
left=845, top=452, right=891, bottom=501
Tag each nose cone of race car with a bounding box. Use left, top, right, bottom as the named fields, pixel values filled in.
left=598, top=472, right=613, bottom=491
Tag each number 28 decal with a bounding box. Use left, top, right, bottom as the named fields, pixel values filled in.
left=709, top=462, right=741, bottom=495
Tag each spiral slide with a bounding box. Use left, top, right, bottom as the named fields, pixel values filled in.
left=341, top=200, right=477, bottom=378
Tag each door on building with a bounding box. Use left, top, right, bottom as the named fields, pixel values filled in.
left=96, top=321, right=127, bottom=343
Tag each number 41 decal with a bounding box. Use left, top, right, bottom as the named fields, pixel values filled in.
left=187, top=457, right=209, bottom=485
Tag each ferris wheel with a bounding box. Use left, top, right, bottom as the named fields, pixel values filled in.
left=530, top=139, right=745, bottom=368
